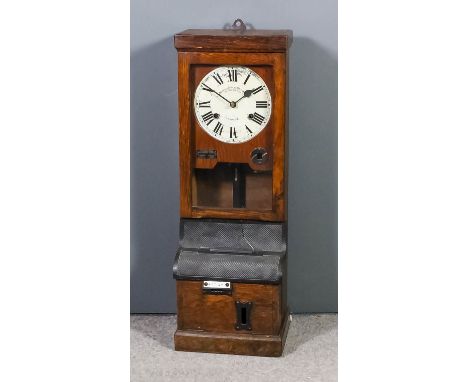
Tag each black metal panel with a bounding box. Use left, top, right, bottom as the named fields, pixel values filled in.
left=173, top=249, right=285, bottom=283
left=173, top=219, right=287, bottom=283
left=179, top=219, right=286, bottom=253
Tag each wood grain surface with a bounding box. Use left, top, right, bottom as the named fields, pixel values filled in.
left=177, top=51, right=288, bottom=221
left=174, top=29, right=293, bottom=53
left=176, top=280, right=284, bottom=335
left=174, top=310, right=290, bottom=357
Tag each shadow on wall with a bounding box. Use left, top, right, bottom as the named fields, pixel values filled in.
left=131, top=37, right=180, bottom=313
left=130, top=36, right=337, bottom=313
left=288, top=37, right=337, bottom=312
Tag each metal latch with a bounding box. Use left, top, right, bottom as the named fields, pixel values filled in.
left=196, top=149, right=217, bottom=159
left=202, top=280, right=232, bottom=295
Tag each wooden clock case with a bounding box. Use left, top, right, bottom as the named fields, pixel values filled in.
left=173, top=27, right=292, bottom=357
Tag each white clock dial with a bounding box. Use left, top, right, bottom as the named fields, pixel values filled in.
left=194, top=66, right=272, bottom=144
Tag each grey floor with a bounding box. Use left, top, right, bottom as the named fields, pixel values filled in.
left=131, top=314, right=337, bottom=382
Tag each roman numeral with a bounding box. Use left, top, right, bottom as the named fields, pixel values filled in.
left=198, top=101, right=210, bottom=108
left=228, top=69, right=238, bottom=82
left=213, top=122, right=223, bottom=135
left=245, top=125, right=253, bottom=134
left=256, top=101, right=268, bottom=108
left=230, top=126, right=237, bottom=139
left=201, top=83, right=212, bottom=92
left=252, top=86, right=263, bottom=94
left=201, top=111, right=215, bottom=125
left=251, top=112, right=265, bottom=125
left=213, top=73, right=223, bottom=85
left=243, top=74, right=251, bottom=85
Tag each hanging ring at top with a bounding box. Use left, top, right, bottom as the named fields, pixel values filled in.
left=232, top=19, right=247, bottom=33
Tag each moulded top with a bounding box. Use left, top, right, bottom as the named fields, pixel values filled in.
left=174, top=29, right=293, bottom=53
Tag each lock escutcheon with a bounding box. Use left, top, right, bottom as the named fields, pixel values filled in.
left=235, top=301, right=253, bottom=330
left=251, top=147, right=268, bottom=164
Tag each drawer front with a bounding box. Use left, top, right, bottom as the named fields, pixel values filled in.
left=176, top=280, right=282, bottom=335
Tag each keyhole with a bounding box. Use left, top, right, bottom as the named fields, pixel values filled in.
left=250, top=147, right=268, bottom=164
left=241, top=307, right=247, bottom=325
left=235, top=301, right=253, bottom=331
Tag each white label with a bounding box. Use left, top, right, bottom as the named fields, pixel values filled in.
left=202, top=280, right=231, bottom=289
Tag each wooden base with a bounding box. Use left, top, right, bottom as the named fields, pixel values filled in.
left=174, top=312, right=290, bottom=357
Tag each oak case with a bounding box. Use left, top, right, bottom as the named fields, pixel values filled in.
left=178, top=51, right=288, bottom=221
left=173, top=28, right=292, bottom=357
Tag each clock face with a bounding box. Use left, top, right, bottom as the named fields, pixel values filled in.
left=194, top=66, right=272, bottom=144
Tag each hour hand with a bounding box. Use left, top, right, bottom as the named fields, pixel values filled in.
left=242, top=89, right=254, bottom=98
left=234, top=86, right=262, bottom=103
left=234, top=89, right=253, bottom=104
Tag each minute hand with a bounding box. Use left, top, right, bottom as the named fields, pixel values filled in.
left=202, top=83, right=232, bottom=105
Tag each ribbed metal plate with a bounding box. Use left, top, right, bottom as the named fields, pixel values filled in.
left=173, top=219, right=286, bottom=283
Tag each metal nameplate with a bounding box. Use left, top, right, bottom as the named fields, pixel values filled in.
left=202, top=280, right=231, bottom=290
left=196, top=149, right=217, bottom=159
